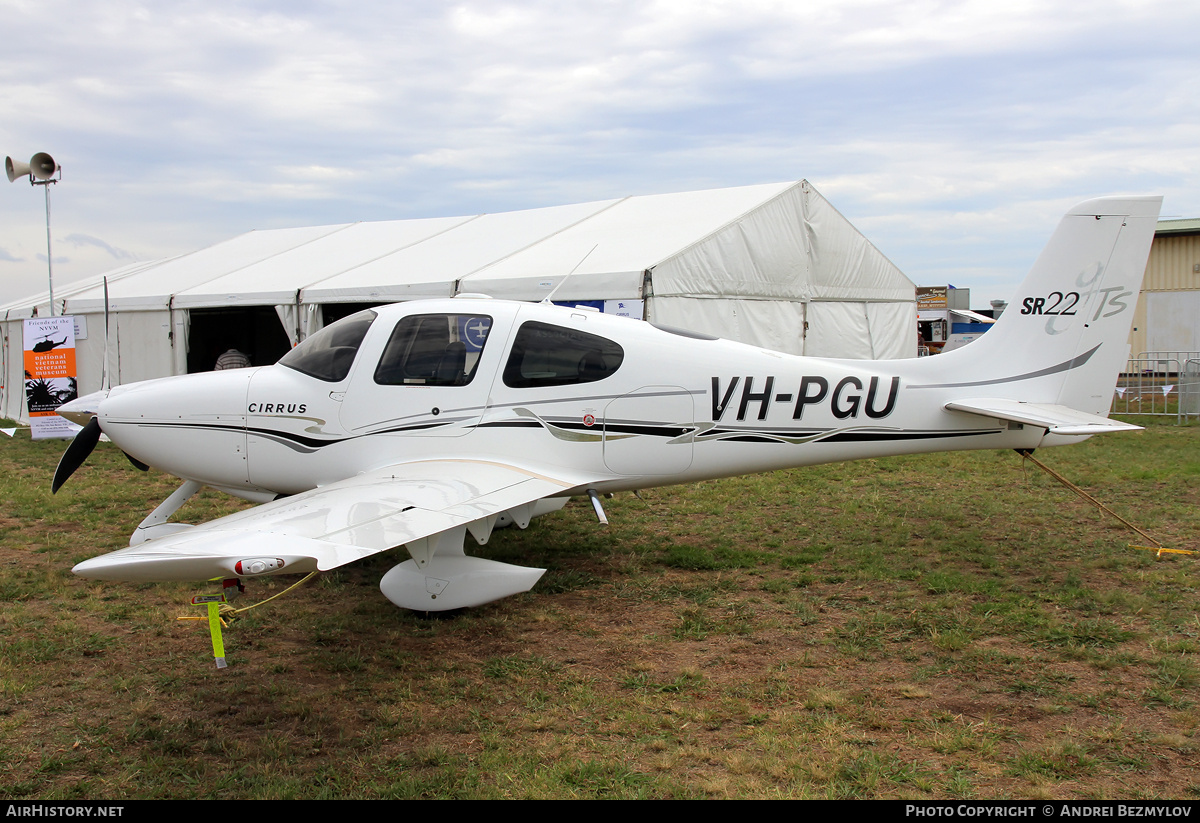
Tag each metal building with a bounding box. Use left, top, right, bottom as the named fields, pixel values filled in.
left=1129, top=217, right=1200, bottom=355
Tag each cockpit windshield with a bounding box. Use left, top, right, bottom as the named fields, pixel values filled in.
left=278, top=310, right=377, bottom=382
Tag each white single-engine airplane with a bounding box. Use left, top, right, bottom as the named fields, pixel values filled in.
left=55, top=196, right=1160, bottom=611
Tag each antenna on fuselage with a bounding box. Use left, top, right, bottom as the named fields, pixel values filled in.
left=541, top=244, right=598, bottom=305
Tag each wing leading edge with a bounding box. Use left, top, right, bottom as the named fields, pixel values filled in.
left=72, top=459, right=593, bottom=582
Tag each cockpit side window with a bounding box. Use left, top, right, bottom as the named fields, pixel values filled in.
left=502, top=321, right=624, bottom=388
left=278, top=309, right=376, bottom=382
left=374, top=314, right=493, bottom=386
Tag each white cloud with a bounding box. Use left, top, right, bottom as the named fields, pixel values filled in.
left=1, top=0, right=1198, bottom=304
left=62, top=233, right=137, bottom=260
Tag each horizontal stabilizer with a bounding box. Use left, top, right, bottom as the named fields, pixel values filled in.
left=945, top=398, right=1142, bottom=436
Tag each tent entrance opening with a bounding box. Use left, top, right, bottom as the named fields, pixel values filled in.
left=186, top=307, right=292, bottom=373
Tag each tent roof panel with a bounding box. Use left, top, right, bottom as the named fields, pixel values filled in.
left=0, top=258, right=167, bottom=318
left=64, top=225, right=348, bottom=312
left=460, top=182, right=797, bottom=299
left=171, top=215, right=476, bottom=308
left=300, top=198, right=621, bottom=304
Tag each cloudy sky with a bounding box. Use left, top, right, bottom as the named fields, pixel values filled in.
left=2, top=0, right=1197, bottom=306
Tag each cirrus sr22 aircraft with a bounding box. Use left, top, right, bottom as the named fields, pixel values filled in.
left=55, top=196, right=1160, bottom=612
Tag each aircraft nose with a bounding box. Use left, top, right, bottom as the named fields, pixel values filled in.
left=95, top=369, right=256, bottom=488
left=98, top=369, right=255, bottom=424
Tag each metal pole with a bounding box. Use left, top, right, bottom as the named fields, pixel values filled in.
left=43, top=181, right=54, bottom=316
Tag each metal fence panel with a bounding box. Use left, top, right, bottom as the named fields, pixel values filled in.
left=1184, top=359, right=1200, bottom=419
left=1114, top=353, right=1200, bottom=423
left=1136, top=351, right=1200, bottom=366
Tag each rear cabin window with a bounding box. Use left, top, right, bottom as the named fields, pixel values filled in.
left=278, top=309, right=376, bottom=382
left=374, top=314, right=493, bottom=386
left=502, top=321, right=624, bottom=388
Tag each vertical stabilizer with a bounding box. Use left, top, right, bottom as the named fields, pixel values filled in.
left=930, top=196, right=1161, bottom=415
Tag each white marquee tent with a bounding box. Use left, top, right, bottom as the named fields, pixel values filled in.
left=0, top=180, right=915, bottom=422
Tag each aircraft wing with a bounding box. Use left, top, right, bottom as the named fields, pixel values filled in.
left=72, top=459, right=593, bottom=582
left=944, top=398, right=1142, bottom=435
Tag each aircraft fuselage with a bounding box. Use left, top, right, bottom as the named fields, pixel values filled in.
left=97, top=298, right=1045, bottom=502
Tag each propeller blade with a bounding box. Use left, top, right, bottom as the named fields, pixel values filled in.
left=124, top=451, right=149, bottom=472
left=52, top=417, right=103, bottom=494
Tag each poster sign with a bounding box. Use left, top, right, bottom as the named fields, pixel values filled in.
left=916, top=286, right=948, bottom=311
left=604, top=299, right=644, bottom=319
left=24, top=316, right=80, bottom=440
left=550, top=300, right=646, bottom=319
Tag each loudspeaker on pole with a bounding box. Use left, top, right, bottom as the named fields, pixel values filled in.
left=6, top=152, right=58, bottom=182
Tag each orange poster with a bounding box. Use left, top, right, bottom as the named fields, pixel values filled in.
left=24, top=316, right=79, bottom=440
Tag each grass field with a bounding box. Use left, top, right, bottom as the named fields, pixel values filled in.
left=1, top=418, right=1198, bottom=799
